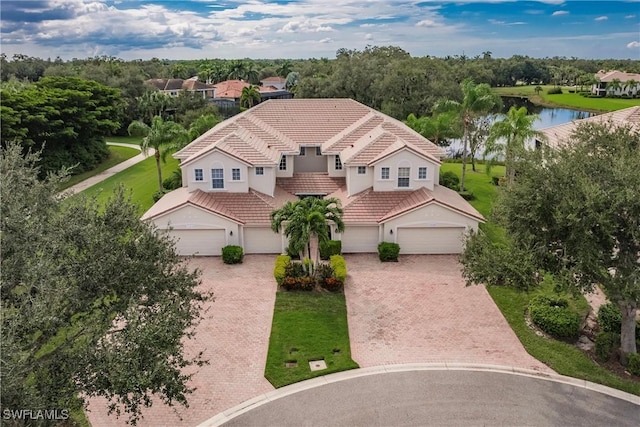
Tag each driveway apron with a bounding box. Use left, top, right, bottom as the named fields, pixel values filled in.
left=344, top=254, right=551, bottom=372
left=86, top=256, right=276, bottom=427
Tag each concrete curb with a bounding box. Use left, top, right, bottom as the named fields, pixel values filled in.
left=198, top=363, right=640, bottom=427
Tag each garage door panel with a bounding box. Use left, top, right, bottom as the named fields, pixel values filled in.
left=168, top=229, right=226, bottom=256
left=244, top=227, right=282, bottom=254
left=341, top=226, right=379, bottom=253
left=397, top=227, right=465, bottom=254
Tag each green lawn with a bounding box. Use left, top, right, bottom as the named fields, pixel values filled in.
left=265, top=292, right=359, bottom=388
left=59, top=145, right=140, bottom=191
left=493, top=85, right=640, bottom=112
left=106, top=135, right=144, bottom=145
left=78, top=156, right=179, bottom=214
left=442, top=162, right=640, bottom=395
left=489, top=286, right=640, bottom=396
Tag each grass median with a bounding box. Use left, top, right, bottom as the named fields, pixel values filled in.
left=59, top=145, right=140, bottom=191
left=265, top=291, right=359, bottom=388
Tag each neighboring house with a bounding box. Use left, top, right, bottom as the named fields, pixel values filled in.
left=212, top=79, right=293, bottom=102
left=536, top=106, right=640, bottom=149
left=145, top=77, right=216, bottom=99
left=142, top=99, right=484, bottom=256
left=260, top=76, right=287, bottom=91
left=591, top=70, right=640, bottom=97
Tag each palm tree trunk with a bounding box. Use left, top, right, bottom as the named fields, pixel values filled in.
left=460, top=130, right=468, bottom=192
left=155, top=150, right=163, bottom=193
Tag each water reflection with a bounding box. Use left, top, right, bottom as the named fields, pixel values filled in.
left=445, top=97, right=595, bottom=157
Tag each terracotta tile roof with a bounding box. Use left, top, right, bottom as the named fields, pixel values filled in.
left=182, top=77, right=216, bottom=91
left=539, top=106, right=640, bottom=149
left=261, top=76, right=286, bottom=84
left=595, top=70, right=640, bottom=83
left=145, top=78, right=215, bottom=92
left=341, top=185, right=484, bottom=224
left=277, top=173, right=346, bottom=195
left=141, top=187, right=296, bottom=226
left=176, top=98, right=446, bottom=170
left=213, top=79, right=249, bottom=99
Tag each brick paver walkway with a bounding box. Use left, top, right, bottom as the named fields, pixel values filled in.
left=86, top=256, right=276, bottom=427
left=344, top=254, right=551, bottom=372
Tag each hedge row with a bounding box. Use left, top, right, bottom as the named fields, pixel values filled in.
left=273, top=255, right=291, bottom=286
left=330, top=255, right=347, bottom=283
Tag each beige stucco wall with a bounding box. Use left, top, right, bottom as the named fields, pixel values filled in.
left=327, top=155, right=347, bottom=177
left=184, top=151, right=249, bottom=193
left=247, top=166, right=276, bottom=196
left=381, top=203, right=479, bottom=243
left=275, top=155, right=294, bottom=178
left=151, top=205, right=240, bottom=246
left=372, top=150, right=439, bottom=192
left=346, top=165, right=374, bottom=196
left=294, top=148, right=327, bottom=172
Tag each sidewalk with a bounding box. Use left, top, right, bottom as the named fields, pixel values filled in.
left=62, top=142, right=150, bottom=195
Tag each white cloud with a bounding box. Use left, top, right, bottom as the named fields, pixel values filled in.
left=416, top=19, right=437, bottom=27
left=627, top=41, right=640, bottom=49
left=278, top=19, right=334, bottom=33
left=552, top=11, right=569, bottom=16
left=318, top=38, right=332, bottom=44
left=625, top=15, right=636, bottom=19
left=594, top=16, right=608, bottom=22
left=364, top=33, right=373, bottom=40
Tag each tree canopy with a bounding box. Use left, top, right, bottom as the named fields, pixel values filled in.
left=461, top=122, right=640, bottom=363
left=1, top=143, right=211, bottom=425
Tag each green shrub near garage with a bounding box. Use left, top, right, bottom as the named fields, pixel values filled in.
left=274, top=255, right=291, bottom=286
left=319, top=240, right=342, bottom=260
left=378, top=242, right=400, bottom=262
left=222, top=245, right=244, bottom=264
left=528, top=295, right=582, bottom=340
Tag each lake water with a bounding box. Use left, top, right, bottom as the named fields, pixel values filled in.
left=445, top=97, right=594, bottom=157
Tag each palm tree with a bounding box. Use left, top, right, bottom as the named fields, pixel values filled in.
left=137, top=90, right=172, bottom=124
left=435, top=79, right=502, bottom=191
left=227, top=60, right=247, bottom=81
left=625, top=79, right=638, bottom=97
left=607, top=78, right=622, bottom=97
left=128, top=116, right=189, bottom=193
left=270, top=197, right=345, bottom=276
left=240, top=85, right=261, bottom=108
left=405, top=111, right=461, bottom=147
left=188, top=113, right=220, bottom=140
left=484, top=106, right=546, bottom=184
left=276, top=59, right=293, bottom=78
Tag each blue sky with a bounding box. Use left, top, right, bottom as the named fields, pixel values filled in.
left=1, top=1, right=638, bottom=60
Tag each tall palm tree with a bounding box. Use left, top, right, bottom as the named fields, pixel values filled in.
left=607, top=78, right=622, bottom=97
left=188, top=113, right=220, bottom=140
left=625, top=79, right=638, bottom=97
left=227, top=60, right=247, bottom=81
left=270, top=197, right=344, bottom=276
left=240, top=85, right=261, bottom=108
left=435, top=79, right=502, bottom=191
left=484, top=106, right=546, bottom=184
left=405, top=111, right=461, bottom=147
left=128, top=116, right=189, bottom=193
left=276, top=59, right=293, bottom=78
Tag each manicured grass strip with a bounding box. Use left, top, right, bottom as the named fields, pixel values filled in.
left=58, top=146, right=140, bottom=191
left=106, top=135, right=144, bottom=145
left=492, top=85, right=640, bottom=112
left=77, top=156, right=179, bottom=214
left=439, top=163, right=504, bottom=218
left=265, top=292, right=359, bottom=388
left=488, top=286, right=640, bottom=396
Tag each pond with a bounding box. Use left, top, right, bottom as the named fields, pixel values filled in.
left=444, top=97, right=595, bottom=157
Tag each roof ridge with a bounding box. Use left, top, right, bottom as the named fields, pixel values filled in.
left=340, top=127, right=392, bottom=163
left=249, top=188, right=277, bottom=208
left=322, top=111, right=379, bottom=153
left=244, top=111, right=299, bottom=153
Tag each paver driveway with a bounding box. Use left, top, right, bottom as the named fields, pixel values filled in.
left=344, top=254, right=551, bottom=372
left=86, top=256, right=277, bottom=427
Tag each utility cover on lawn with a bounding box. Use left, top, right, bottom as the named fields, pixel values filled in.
left=309, top=359, right=327, bottom=371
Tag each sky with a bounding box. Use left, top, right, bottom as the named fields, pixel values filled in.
left=1, top=1, right=639, bottom=61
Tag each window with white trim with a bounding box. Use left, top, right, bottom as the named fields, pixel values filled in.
left=381, top=167, right=390, bottom=180
left=255, top=167, right=264, bottom=175
left=232, top=168, right=240, bottom=181
left=335, top=155, right=343, bottom=170
left=358, top=166, right=366, bottom=175
left=398, top=167, right=410, bottom=187
left=315, top=146, right=322, bottom=156
left=211, top=168, right=224, bottom=189
left=194, top=168, right=203, bottom=182
left=418, top=167, right=427, bottom=180
left=279, top=155, right=287, bottom=170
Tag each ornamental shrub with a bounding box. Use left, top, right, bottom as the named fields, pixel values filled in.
left=321, top=277, right=344, bottom=292
left=458, top=191, right=476, bottom=201
left=597, top=302, right=640, bottom=339
left=595, top=331, right=620, bottom=362
left=281, top=275, right=315, bottom=291
left=319, top=240, right=342, bottom=260
left=330, top=255, right=347, bottom=283
left=273, top=255, right=291, bottom=285
left=378, top=242, right=400, bottom=262
left=221, top=245, right=243, bottom=264
left=528, top=295, right=581, bottom=339
left=627, top=353, right=640, bottom=376
left=547, top=86, right=563, bottom=94
left=439, top=170, right=460, bottom=190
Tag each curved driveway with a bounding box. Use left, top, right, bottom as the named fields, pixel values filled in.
left=210, top=367, right=640, bottom=427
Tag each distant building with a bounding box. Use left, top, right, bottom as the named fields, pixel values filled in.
left=591, top=70, right=640, bottom=97
left=145, top=77, right=216, bottom=99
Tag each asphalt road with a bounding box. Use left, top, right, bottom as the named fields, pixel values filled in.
left=220, top=370, right=640, bottom=427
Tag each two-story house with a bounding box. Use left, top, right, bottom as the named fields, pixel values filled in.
left=141, top=99, right=484, bottom=256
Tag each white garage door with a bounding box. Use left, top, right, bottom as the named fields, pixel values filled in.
left=244, top=227, right=282, bottom=254
left=396, top=227, right=466, bottom=254
left=341, top=226, right=380, bottom=253
left=168, top=229, right=226, bottom=256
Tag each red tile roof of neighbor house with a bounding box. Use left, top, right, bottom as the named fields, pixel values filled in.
left=595, top=70, right=640, bottom=83
left=276, top=173, right=346, bottom=195
left=539, top=106, right=640, bottom=149
left=213, top=79, right=281, bottom=99
left=175, top=99, right=446, bottom=167
left=261, top=76, right=286, bottom=83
